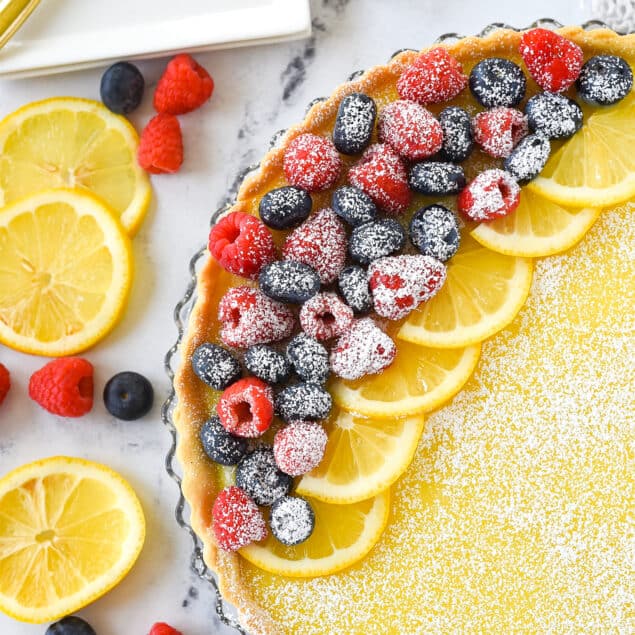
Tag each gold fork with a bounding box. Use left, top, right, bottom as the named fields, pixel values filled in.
left=0, top=0, right=41, bottom=50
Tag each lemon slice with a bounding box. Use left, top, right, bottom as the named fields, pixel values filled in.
left=0, top=97, right=151, bottom=235
left=331, top=341, right=480, bottom=418
left=0, top=456, right=145, bottom=624
left=0, top=189, right=133, bottom=356
left=296, top=407, right=424, bottom=504
left=398, top=234, right=533, bottom=349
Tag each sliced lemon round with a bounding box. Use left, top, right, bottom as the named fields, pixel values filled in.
left=0, top=189, right=133, bottom=356
left=0, top=456, right=145, bottom=624
left=0, top=97, right=151, bottom=235
left=398, top=234, right=533, bottom=349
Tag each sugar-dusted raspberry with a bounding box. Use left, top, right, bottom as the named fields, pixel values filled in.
left=217, top=377, right=274, bottom=438
left=458, top=169, right=521, bottom=222
left=137, top=113, right=183, bottom=174
left=212, top=486, right=267, bottom=551
left=149, top=623, right=183, bottom=635
left=283, top=133, right=342, bottom=192
left=0, top=363, right=10, bottom=407
left=274, top=421, right=328, bottom=476
left=472, top=107, right=528, bottom=158
left=299, top=292, right=354, bottom=341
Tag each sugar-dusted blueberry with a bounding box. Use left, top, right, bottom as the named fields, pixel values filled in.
left=504, top=133, right=551, bottom=183
left=287, top=333, right=330, bottom=384
left=576, top=55, right=633, bottom=106
left=338, top=265, right=372, bottom=314
left=349, top=219, right=406, bottom=265
left=333, top=92, right=377, bottom=155
left=331, top=185, right=377, bottom=227
left=437, top=106, right=473, bottom=163
left=469, top=57, right=526, bottom=108
left=244, top=345, right=291, bottom=385
left=191, top=342, right=242, bottom=390
left=525, top=92, right=583, bottom=139
left=276, top=382, right=332, bottom=422
left=46, top=616, right=96, bottom=635
left=236, top=447, right=293, bottom=506
left=259, top=186, right=312, bottom=230
left=409, top=205, right=460, bottom=262
left=408, top=161, right=466, bottom=196
left=270, top=496, right=315, bottom=546
left=259, top=260, right=321, bottom=304
left=100, top=61, right=144, bottom=114
left=200, top=416, right=248, bottom=466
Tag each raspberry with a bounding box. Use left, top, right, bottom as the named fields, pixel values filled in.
left=137, top=113, right=183, bottom=174
left=29, top=358, right=94, bottom=417
left=154, top=53, right=214, bottom=115
left=208, top=211, right=278, bottom=280
left=274, top=421, right=328, bottom=476
left=397, top=47, right=468, bottom=104
left=300, top=292, right=354, bottom=341
left=472, top=107, right=528, bottom=158
left=217, top=377, right=274, bottom=438
left=283, top=133, right=342, bottom=192
left=212, top=486, right=267, bottom=551
left=218, top=286, right=295, bottom=348
left=378, top=100, right=443, bottom=161
left=0, top=364, right=10, bottom=407
left=149, top=623, right=182, bottom=635
left=282, top=208, right=347, bottom=284
left=519, top=28, right=583, bottom=93
left=348, top=144, right=411, bottom=215
left=458, top=169, right=521, bottom=222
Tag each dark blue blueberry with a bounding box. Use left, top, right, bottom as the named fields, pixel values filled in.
left=576, top=55, right=633, bottom=105
left=504, top=133, right=550, bottom=183
left=287, top=334, right=330, bottom=384
left=103, top=371, right=154, bottom=421
left=525, top=93, right=583, bottom=139
left=333, top=92, right=377, bottom=155
left=469, top=57, right=526, bottom=108
left=409, top=205, right=460, bottom=263
left=100, top=62, right=144, bottom=114
left=259, top=260, right=321, bottom=304
left=408, top=161, right=466, bottom=196
left=236, top=447, right=292, bottom=506
left=338, top=265, right=372, bottom=314
left=349, top=219, right=406, bottom=265
left=244, top=345, right=291, bottom=384
left=46, top=616, right=96, bottom=635
left=270, top=496, right=315, bottom=545
left=437, top=106, right=473, bottom=163
left=191, top=343, right=241, bottom=390
left=331, top=185, right=377, bottom=227
left=200, top=416, right=248, bottom=466
left=275, top=382, right=332, bottom=422
left=259, top=186, right=312, bottom=230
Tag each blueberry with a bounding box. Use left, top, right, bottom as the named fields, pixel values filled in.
left=576, top=55, right=633, bottom=106
left=331, top=185, right=377, bottom=227
left=191, top=343, right=241, bottom=390
left=408, top=161, right=466, bottom=196
left=409, top=205, right=460, bottom=262
left=100, top=61, right=144, bottom=114
left=200, top=416, right=248, bottom=465
left=287, top=334, right=330, bottom=384
left=103, top=371, right=153, bottom=421
left=333, top=92, right=377, bottom=155
left=46, top=616, right=96, bottom=635
left=275, top=382, right=332, bottom=422
left=338, top=265, right=372, bottom=314
left=259, top=261, right=321, bottom=304
left=349, top=219, right=406, bottom=265
left=236, top=447, right=292, bottom=506
left=259, top=186, right=312, bottom=230
left=469, top=57, right=526, bottom=108
left=437, top=106, right=473, bottom=163
left=270, top=496, right=315, bottom=546
left=504, top=133, right=550, bottom=183
left=244, top=345, right=291, bottom=384
left=525, top=93, right=583, bottom=139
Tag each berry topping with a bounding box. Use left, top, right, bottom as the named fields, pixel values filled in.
left=472, top=107, right=528, bottom=158
left=283, top=133, right=342, bottom=192
left=519, top=28, right=583, bottom=93
left=368, top=255, right=447, bottom=321
left=137, top=113, right=183, bottom=174
left=458, top=169, right=521, bottom=222
left=259, top=260, right=321, bottom=305
left=338, top=265, right=372, bottom=315
left=212, top=486, right=267, bottom=551
left=29, top=358, right=93, bottom=417
left=218, top=286, right=295, bottom=348
left=270, top=496, right=316, bottom=546
left=282, top=208, right=347, bottom=284
left=409, top=204, right=461, bottom=262
left=217, top=377, right=274, bottom=438
left=408, top=161, right=466, bottom=196
left=103, top=371, right=154, bottom=421
left=576, top=55, right=633, bottom=106
left=148, top=624, right=182, bottom=635
left=208, top=211, right=278, bottom=280
left=330, top=318, right=397, bottom=380
left=348, top=143, right=412, bottom=215
left=236, top=447, right=293, bottom=506
left=46, top=616, right=96, bottom=635
left=191, top=342, right=242, bottom=390
left=349, top=218, right=406, bottom=265
left=378, top=100, right=443, bottom=161
left=397, top=47, right=468, bottom=104
left=153, top=53, right=214, bottom=115
left=100, top=62, right=144, bottom=114
left=469, top=58, right=526, bottom=108
left=259, top=186, right=312, bottom=230
left=504, top=133, right=551, bottom=183
left=437, top=106, right=474, bottom=163
left=525, top=92, right=583, bottom=139
left=200, top=416, right=248, bottom=466
left=274, top=422, right=328, bottom=477
left=244, top=345, right=291, bottom=385
left=286, top=333, right=330, bottom=384
left=333, top=92, right=377, bottom=155
left=0, top=363, right=10, bottom=407
left=331, top=185, right=377, bottom=227
left=276, top=382, right=332, bottom=422
left=299, top=292, right=354, bottom=342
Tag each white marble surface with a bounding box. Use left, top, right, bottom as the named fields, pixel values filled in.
left=0, top=1, right=599, bottom=634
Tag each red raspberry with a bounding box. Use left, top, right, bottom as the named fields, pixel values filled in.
left=212, top=486, right=267, bottom=551
left=519, top=28, right=583, bottom=93
left=137, top=113, right=183, bottom=174
left=299, top=292, right=354, bottom=341
left=378, top=100, right=443, bottom=160
left=217, top=377, right=274, bottom=438
left=282, top=208, right=347, bottom=284
left=274, top=421, right=328, bottom=476
left=29, top=358, right=94, bottom=417
left=472, top=107, right=528, bottom=158
left=218, top=286, right=295, bottom=348
left=154, top=53, right=214, bottom=115
left=283, top=133, right=342, bottom=192
left=397, top=47, right=468, bottom=104
left=348, top=144, right=411, bottom=215
left=0, top=363, right=10, bottom=407
left=149, top=623, right=182, bottom=635
left=209, top=211, right=278, bottom=280
left=458, top=169, right=521, bottom=222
